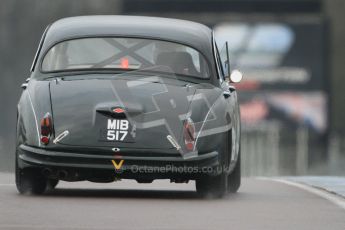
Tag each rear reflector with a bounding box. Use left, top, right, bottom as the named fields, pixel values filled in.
left=40, top=136, right=50, bottom=145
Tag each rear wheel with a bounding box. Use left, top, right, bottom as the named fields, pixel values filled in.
left=196, top=173, right=228, bottom=198
left=228, top=151, right=241, bottom=193
left=15, top=116, right=49, bottom=195
left=195, top=130, right=231, bottom=198
left=47, top=179, right=59, bottom=190
left=15, top=163, right=48, bottom=195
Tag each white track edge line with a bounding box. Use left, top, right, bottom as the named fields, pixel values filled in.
left=261, top=178, right=345, bottom=210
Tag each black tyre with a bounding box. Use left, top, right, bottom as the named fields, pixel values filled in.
left=15, top=141, right=47, bottom=194
left=196, top=173, right=228, bottom=198
left=228, top=151, right=241, bottom=193
left=196, top=130, right=231, bottom=198
left=15, top=163, right=48, bottom=195
left=47, top=179, right=59, bottom=190
left=16, top=114, right=49, bottom=195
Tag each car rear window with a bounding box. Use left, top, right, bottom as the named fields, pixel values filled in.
left=41, top=37, right=210, bottom=79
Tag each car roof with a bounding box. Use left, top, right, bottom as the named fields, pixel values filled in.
left=40, top=16, right=214, bottom=59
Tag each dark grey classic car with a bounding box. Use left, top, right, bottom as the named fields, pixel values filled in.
left=16, top=16, right=242, bottom=197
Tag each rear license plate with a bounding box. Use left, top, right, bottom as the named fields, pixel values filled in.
left=98, top=116, right=135, bottom=142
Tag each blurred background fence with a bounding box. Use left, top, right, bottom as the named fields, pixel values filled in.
left=0, top=0, right=344, bottom=175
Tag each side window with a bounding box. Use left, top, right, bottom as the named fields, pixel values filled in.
left=30, top=26, right=49, bottom=72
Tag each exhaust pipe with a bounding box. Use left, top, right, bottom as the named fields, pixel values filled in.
left=42, top=168, right=52, bottom=177
left=58, top=170, right=68, bottom=179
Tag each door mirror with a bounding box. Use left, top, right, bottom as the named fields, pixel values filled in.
left=230, top=70, right=243, bottom=83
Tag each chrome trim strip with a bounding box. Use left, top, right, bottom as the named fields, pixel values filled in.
left=167, top=135, right=181, bottom=150
left=53, top=130, right=69, bottom=144
left=193, top=95, right=219, bottom=151
left=27, top=91, right=41, bottom=147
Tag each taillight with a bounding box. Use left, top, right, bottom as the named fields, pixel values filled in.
left=121, top=58, right=129, bottom=69
left=183, top=118, right=195, bottom=151
left=40, top=113, right=53, bottom=145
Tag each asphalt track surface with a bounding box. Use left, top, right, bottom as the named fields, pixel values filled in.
left=0, top=173, right=344, bottom=230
